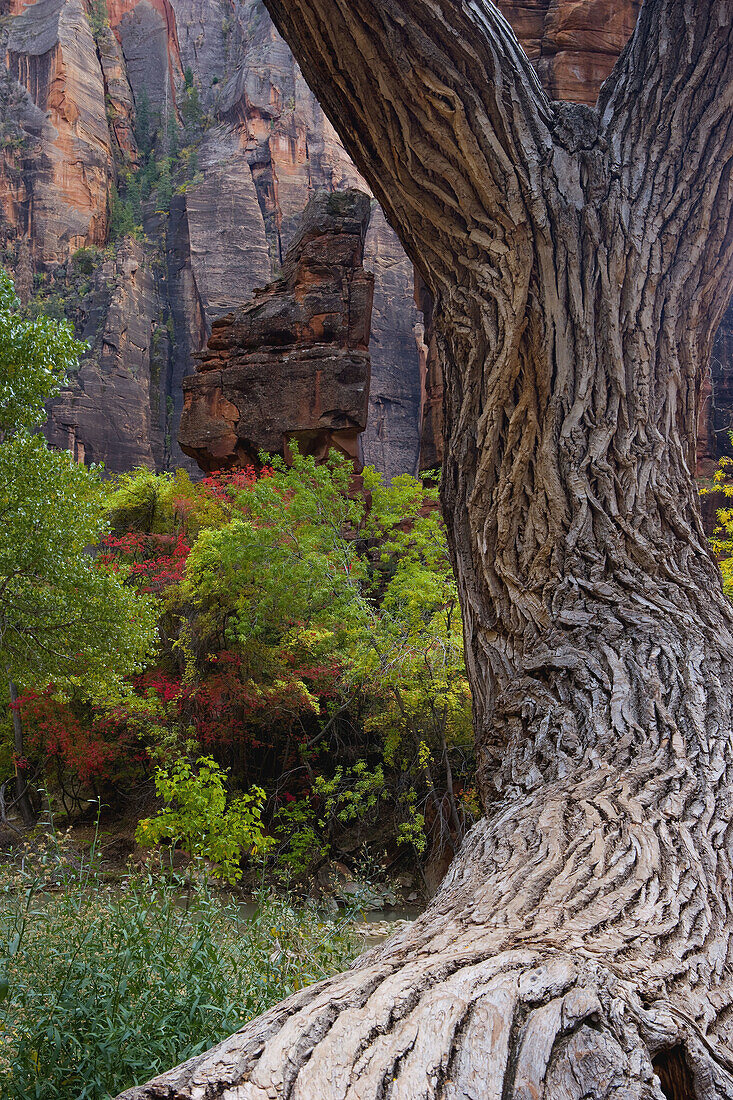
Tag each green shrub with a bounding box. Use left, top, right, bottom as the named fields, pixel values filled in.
left=109, top=183, right=138, bottom=241
left=136, top=755, right=272, bottom=882
left=0, top=832, right=357, bottom=1099
left=70, top=246, right=101, bottom=276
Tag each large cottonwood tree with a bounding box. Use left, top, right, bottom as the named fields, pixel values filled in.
left=122, top=1, right=733, bottom=1097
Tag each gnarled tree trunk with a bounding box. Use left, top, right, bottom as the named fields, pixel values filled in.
left=120, top=1, right=733, bottom=1097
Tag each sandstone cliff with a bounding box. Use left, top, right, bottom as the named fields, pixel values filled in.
left=44, top=239, right=168, bottom=469
left=500, top=0, right=640, bottom=104
left=1, top=0, right=112, bottom=266
left=179, top=189, right=372, bottom=470
left=0, top=0, right=425, bottom=476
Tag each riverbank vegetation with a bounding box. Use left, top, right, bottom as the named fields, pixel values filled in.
left=0, top=822, right=358, bottom=1099
left=8, top=453, right=476, bottom=880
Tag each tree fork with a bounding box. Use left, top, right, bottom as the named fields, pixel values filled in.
left=119, top=1, right=733, bottom=1096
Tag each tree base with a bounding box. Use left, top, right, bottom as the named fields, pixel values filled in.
left=117, top=940, right=733, bottom=1099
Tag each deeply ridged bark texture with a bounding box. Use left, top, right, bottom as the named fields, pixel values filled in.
left=119, top=2, right=733, bottom=1097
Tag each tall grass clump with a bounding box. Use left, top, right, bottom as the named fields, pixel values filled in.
left=0, top=822, right=358, bottom=1099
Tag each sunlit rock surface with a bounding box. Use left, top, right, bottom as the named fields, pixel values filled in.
left=1, top=0, right=112, bottom=264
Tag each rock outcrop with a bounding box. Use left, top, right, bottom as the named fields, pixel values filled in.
left=500, top=0, right=641, bottom=105
left=0, top=0, right=425, bottom=477
left=180, top=126, right=271, bottom=326
left=179, top=189, right=373, bottom=470
left=361, top=206, right=422, bottom=482
left=95, top=22, right=138, bottom=161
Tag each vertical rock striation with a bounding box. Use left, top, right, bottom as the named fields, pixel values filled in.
left=0, top=0, right=424, bottom=478
left=2, top=0, right=112, bottom=265
left=362, top=205, right=422, bottom=479
left=45, top=240, right=167, bottom=470
left=499, top=0, right=641, bottom=105
left=181, top=125, right=270, bottom=325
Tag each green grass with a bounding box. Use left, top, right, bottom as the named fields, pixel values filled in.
left=0, top=832, right=358, bottom=1099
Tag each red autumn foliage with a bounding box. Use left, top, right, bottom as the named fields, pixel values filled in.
left=18, top=688, right=146, bottom=786
left=18, top=466, right=340, bottom=797
left=200, top=465, right=263, bottom=501
left=135, top=649, right=342, bottom=755
left=99, top=532, right=191, bottom=593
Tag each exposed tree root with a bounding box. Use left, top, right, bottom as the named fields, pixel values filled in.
left=117, top=928, right=733, bottom=1098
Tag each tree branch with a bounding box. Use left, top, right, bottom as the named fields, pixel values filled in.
left=599, top=0, right=733, bottom=340
left=263, top=0, right=554, bottom=291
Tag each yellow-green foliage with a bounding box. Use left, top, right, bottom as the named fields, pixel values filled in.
left=71, top=448, right=475, bottom=868
left=707, top=453, right=733, bottom=597
left=136, top=755, right=271, bottom=882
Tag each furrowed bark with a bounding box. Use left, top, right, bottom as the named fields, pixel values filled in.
left=119, top=2, right=733, bottom=1097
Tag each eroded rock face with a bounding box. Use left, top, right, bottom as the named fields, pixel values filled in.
left=110, top=0, right=182, bottom=115
left=499, top=0, right=641, bottom=105
left=179, top=189, right=373, bottom=470
left=95, top=22, right=138, bottom=161
left=1, top=0, right=112, bottom=265
left=362, top=206, right=422, bottom=480
left=45, top=239, right=168, bottom=471
left=0, top=0, right=424, bottom=478
left=182, top=125, right=271, bottom=325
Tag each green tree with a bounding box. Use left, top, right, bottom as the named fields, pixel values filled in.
left=102, top=454, right=472, bottom=868
left=0, top=433, right=157, bottom=691
left=0, top=270, right=157, bottom=823
left=181, top=451, right=473, bottom=865
left=180, top=82, right=203, bottom=139
left=133, top=87, right=152, bottom=157
left=109, top=182, right=138, bottom=240
left=185, top=144, right=199, bottom=181
left=166, top=113, right=180, bottom=159
left=0, top=270, right=79, bottom=437
left=155, top=157, right=174, bottom=211
left=353, top=467, right=474, bottom=856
